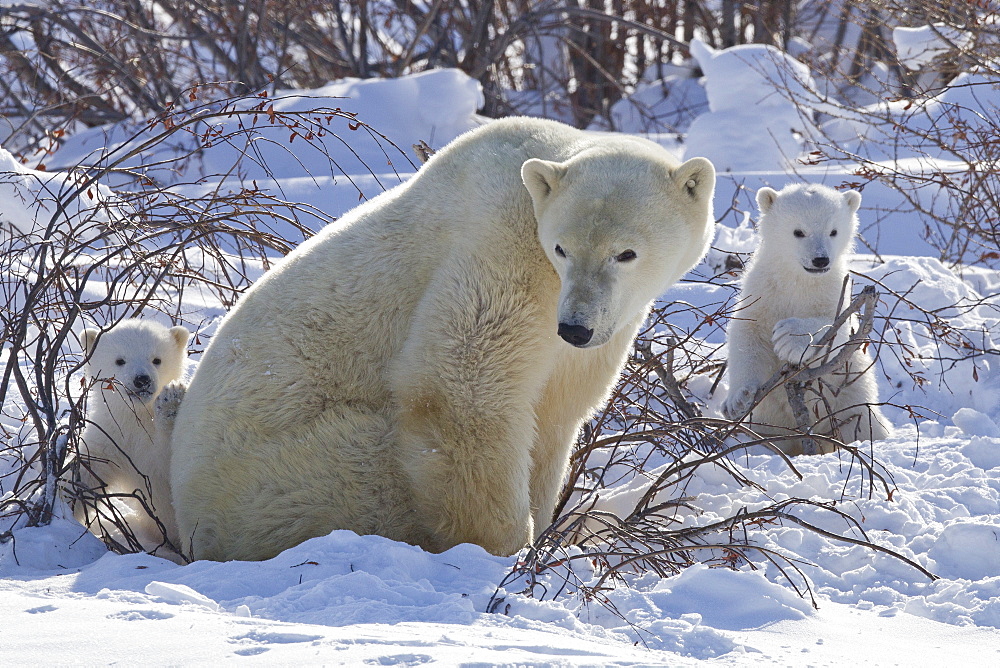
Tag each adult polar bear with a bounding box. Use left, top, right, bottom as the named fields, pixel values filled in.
left=171, top=117, right=716, bottom=561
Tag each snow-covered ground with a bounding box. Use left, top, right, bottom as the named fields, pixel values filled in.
left=3, top=51, right=1000, bottom=665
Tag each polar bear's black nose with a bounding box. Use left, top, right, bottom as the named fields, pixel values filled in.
left=812, top=256, right=830, bottom=268
left=133, top=374, right=152, bottom=390
left=558, top=323, right=593, bottom=347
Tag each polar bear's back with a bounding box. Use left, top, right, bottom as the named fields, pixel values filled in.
left=178, top=118, right=675, bottom=430
left=178, top=121, right=570, bottom=425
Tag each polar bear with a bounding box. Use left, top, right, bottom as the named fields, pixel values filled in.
left=170, top=117, right=716, bottom=561
left=721, top=184, right=891, bottom=453
left=77, top=319, right=189, bottom=558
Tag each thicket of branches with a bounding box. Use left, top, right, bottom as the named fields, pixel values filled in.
left=763, top=2, right=998, bottom=269
left=490, top=258, right=978, bottom=615
left=0, top=93, right=410, bottom=553
left=3, top=0, right=990, bottom=157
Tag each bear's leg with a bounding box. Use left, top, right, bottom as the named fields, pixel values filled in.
left=396, top=396, right=537, bottom=556
left=392, top=269, right=549, bottom=556
left=772, top=316, right=849, bottom=365
left=154, top=381, right=186, bottom=430
left=527, top=327, right=637, bottom=538
left=723, top=321, right=776, bottom=420
left=528, top=416, right=578, bottom=538
left=827, top=359, right=891, bottom=444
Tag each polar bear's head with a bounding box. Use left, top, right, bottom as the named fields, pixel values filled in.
left=523, top=147, right=715, bottom=348
left=82, top=319, right=190, bottom=405
left=755, top=184, right=861, bottom=276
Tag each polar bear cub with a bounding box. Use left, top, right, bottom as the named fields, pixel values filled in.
left=722, top=184, right=890, bottom=452
left=170, top=116, right=716, bottom=562
left=77, top=319, right=189, bottom=557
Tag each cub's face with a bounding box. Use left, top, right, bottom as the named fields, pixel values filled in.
left=756, top=185, right=860, bottom=275
left=83, top=321, right=189, bottom=404
left=523, top=151, right=715, bottom=348
left=780, top=209, right=853, bottom=275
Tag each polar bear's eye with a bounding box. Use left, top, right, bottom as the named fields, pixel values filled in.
left=793, top=230, right=805, bottom=238
left=830, top=229, right=838, bottom=237
left=615, top=249, right=637, bottom=262
left=115, top=358, right=126, bottom=366
left=152, top=358, right=162, bottom=365
left=554, top=244, right=566, bottom=258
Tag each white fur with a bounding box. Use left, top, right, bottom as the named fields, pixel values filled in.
left=170, top=117, right=716, bottom=561
left=722, top=184, right=890, bottom=453
left=77, top=319, right=189, bottom=558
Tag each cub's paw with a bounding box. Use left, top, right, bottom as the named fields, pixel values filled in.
left=721, top=385, right=756, bottom=420
left=772, top=318, right=829, bottom=364
left=155, top=381, right=187, bottom=421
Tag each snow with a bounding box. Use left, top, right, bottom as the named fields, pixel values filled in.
left=594, top=64, right=708, bottom=134
left=953, top=409, right=1000, bottom=438
left=0, top=148, right=120, bottom=237
left=893, top=24, right=973, bottom=70
left=684, top=38, right=818, bottom=171
left=3, top=41, right=1000, bottom=665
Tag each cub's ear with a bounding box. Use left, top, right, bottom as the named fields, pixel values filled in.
left=674, top=157, right=715, bottom=201
left=521, top=159, right=567, bottom=209
left=843, top=189, right=862, bottom=213
left=169, top=325, right=191, bottom=352
left=756, top=187, right=779, bottom=214
left=82, top=328, right=100, bottom=357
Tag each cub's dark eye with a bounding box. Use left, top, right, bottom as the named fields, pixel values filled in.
left=830, top=229, right=838, bottom=237
left=793, top=230, right=805, bottom=238
left=115, top=358, right=126, bottom=366
left=615, top=249, right=637, bottom=262
left=152, top=358, right=162, bottom=365
left=554, top=244, right=566, bottom=258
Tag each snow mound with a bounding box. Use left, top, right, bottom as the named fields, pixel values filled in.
left=929, top=522, right=1000, bottom=580
left=0, top=147, right=121, bottom=237
left=649, top=563, right=812, bottom=631
left=315, top=68, right=484, bottom=150
left=953, top=408, right=1000, bottom=438
left=684, top=38, right=817, bottom=171
left=50, top=68, right=484, bottom=188
left=893, top=24, right=973, bottom=70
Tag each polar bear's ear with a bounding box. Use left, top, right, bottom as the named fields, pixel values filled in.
left=82, top=328, right=100, bottom=356
left=169, top=325, right=191, bottom=352
left=756, top=187, right=779, bottom=214
left=843, top=189, right=862, bottom=213
left=673, top=157, right=715, bottom=201
left=521, top=159, right=567, bottom=206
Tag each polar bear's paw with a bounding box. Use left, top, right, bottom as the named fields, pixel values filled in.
left=772, top=318, right=831, bottom=364
left=721, top=385, right=756, bottom=420
left=155, top=381, right=186, bottom=421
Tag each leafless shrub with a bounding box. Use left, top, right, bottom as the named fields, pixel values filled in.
left=1, top=1, right=837, bottom=156
left=0, top=90, right=407, bottom=556
left=489, top=193, right=1000, bottom=616
left=780, top=1, right=1000, bottom=268
left=491, top=363, right=932, bottom=622
left=489, top=270, right=942, bottom=619
left=9, top=1, right=993, bottom=156
left=823, top=112, right=1000, bottom=268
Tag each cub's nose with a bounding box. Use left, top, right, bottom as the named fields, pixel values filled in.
left=133, top=374, right=152, bottom=390
left=557, top=323, right=593, bottom=347
left=812, top=256, right=830, bottom=268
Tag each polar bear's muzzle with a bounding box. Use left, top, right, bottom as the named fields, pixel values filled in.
left=804, top=256, right=831, bottom=274
left=125, top=373, right=155, bottom=401
left=557, top=322, right=594, bottom=347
